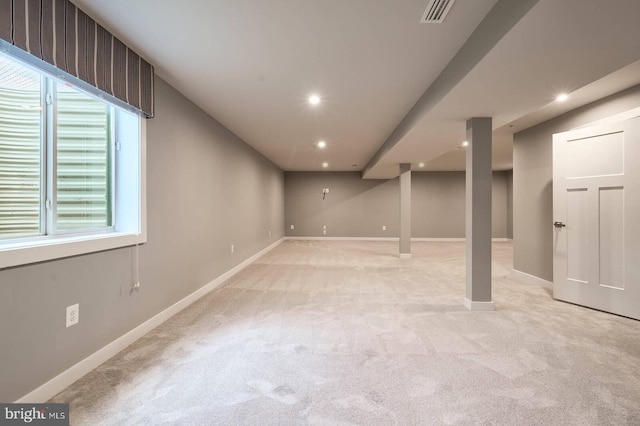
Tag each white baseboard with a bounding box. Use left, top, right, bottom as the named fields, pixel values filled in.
left=16, top=238, right=285, bottom=403
left=511, top=269, right=553, bottom=290
left=285, top=236, right=398, bottom=241
left=399, top=253, right=412, bottom=259
left=285, top=237, right=508, bottom=242
left=412, top=238, right=465, bottom=242
left=415, top=238, right=508, bottom=242
left=464, top=298, right=496, bottom=311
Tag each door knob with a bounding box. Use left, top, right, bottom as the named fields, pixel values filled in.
left=554, top=221, right=566, bottom=228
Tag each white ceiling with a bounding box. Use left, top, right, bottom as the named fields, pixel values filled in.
left=72, top=0, right=640, bottom=178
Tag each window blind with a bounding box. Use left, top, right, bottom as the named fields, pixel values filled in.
left=56, top=87, right=111, bottom=231
left=0, top=55, right=113, bottom=238
left=0, top=58, right=41, bottom=238
left=0, top=0, right=154, bottom=118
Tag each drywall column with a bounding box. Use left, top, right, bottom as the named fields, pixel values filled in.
left=465, top=117, right=495, bottom=311
left=399, top=163, right=412, bottom=258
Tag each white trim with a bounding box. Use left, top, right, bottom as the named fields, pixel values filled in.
left=286, top=236, right=397, bottom=241
left=285, top=237, right=509, bottom=242
left=464, top=298, right=495, bottom=311
left=511, top=268, right=553, bottom=290
left=412, top=238, right=465, bottom=242
left=15, top=238, right=284, bottom=403
left=399, top=253, right=412, bottom=259
left=0, top=232, right=143, bottom=269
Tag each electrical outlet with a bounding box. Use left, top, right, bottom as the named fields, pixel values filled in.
left=66, top=303, right=79, bottom=328
left=231, top=244, right=234, bottom=254
left=323, top=225, right=327, bottom=230
left=290, top=225, right=295, bottom=230
left=323, top=230, right=327, bottom=235
left=382, top=225, right=387, bottom=231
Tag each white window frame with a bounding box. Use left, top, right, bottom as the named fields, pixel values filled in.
left=0, top=47, right=147, bottom=269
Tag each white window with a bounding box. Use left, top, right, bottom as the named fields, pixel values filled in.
left=0, top=53, right=146, bottom=268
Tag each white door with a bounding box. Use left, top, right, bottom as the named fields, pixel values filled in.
left=553, top=117, right=640, bottom=320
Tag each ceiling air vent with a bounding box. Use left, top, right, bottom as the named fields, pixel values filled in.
left=420, top=0, right=456, bottom=23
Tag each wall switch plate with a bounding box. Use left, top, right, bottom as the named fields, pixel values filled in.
left=323, top=188, right=329, bottom=194
left=382, top=225, right=387, bottom=231
left=66, top=304, right=79, bottom=328
left=231, top=244, right=234, bottom=254
left=323, top=225, right=327, bottom=230
left=268, top=230, right=271, bottom=236
left=290, top=225, right=294, bottom=230
left=323, top=230, right=327, bottom=235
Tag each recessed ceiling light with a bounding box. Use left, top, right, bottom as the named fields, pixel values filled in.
left=462, top=141, right=469, bottom=147
left=556, top=93, right=569, bottom=102
left=309, top=95, right=320, bottom=105
left=317, top=141, right=326, bottom=149
left=418, top=162, right=425, bottom=168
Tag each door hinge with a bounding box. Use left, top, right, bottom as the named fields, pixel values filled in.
left=45, top=93, right=53, bottom=105
left=115, top=142, right=122, bottom=151
left=45, top=198, right=52, bottom=210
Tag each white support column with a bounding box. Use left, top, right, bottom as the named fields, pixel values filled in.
left=399, top=163, right=411, bottom=259
left=465, top=117, right=494, bottom=311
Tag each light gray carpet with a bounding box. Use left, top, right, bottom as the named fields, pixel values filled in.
left=50, top=241, right=640, bottom=425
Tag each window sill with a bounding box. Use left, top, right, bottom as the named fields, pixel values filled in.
left=0, top=232, right=146, bottom=269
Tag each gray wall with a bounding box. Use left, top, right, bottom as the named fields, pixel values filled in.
left=492, top=171, right=509, bottom=239
left=285, top=171, right=510, bottom=238
left=506, top=170, right=513, bottom=239
left=285, top=172, right=399, bottom=237
left=513, top=84, right=640, bottom=281
left=0, top=77, right=285, bottom=402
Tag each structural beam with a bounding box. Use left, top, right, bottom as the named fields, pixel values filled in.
left=362, top=0, right=540, bottom=179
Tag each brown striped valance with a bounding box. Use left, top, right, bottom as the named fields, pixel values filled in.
left=0, top=0, right=154, bottom=118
